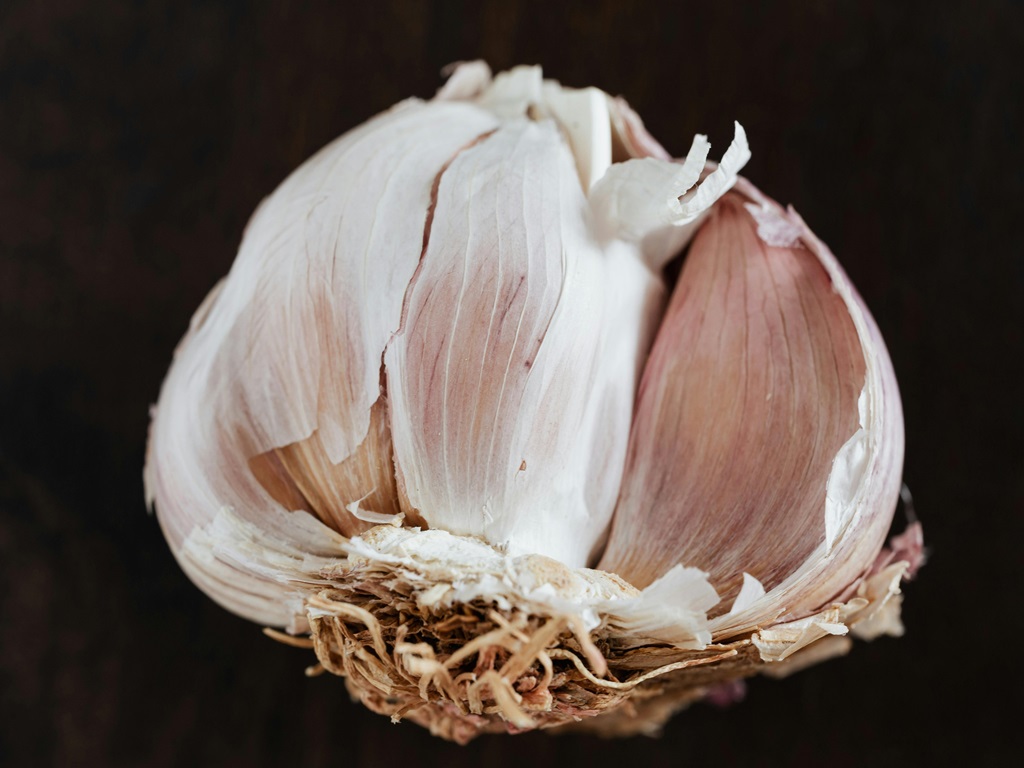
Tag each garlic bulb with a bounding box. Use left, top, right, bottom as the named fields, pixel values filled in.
left=145, top=62, right=920, bottom=742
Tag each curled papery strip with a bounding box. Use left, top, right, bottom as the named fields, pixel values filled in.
left=599, top=179, right=903, bottom=632
left=589, top=121, right=750, bottom=268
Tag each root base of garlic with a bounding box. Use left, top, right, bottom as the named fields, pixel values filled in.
left=254, top=524, right=915, bottom=742
left=302, top=572, right=758, bottom=743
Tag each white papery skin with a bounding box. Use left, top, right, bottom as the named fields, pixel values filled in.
left=145, top=98, right=501, bottom=626
left=145, top=63, right=751, bottom=627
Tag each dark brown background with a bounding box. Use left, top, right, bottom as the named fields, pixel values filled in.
left=2, top=1, right=1021, bottom=766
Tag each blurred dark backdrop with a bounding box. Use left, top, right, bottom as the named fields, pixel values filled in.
left=2, top=1, right=1021, bottom=766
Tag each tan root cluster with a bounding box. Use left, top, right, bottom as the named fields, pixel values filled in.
left=263, top=523, right=919, bottom=743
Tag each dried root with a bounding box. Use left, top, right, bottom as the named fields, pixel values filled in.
left=290, top=570, right=759, bottom=742
left=259, top=524, right=913, bottom=742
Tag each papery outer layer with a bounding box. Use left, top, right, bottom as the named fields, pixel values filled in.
left=145, top=98, right=501, bottom=625
left=600, top=179, right=904, bottom=634
left=599, top=190, right=866, bottom=603
left=717, top=179, right=905, bottom=633
left=176, top=506, right=347, bottom=631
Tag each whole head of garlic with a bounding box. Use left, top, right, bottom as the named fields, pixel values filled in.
left=145, top=62, right=921, bottom=742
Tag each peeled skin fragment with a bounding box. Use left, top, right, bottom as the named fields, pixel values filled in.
left=599, top=181, right=903, bottom=631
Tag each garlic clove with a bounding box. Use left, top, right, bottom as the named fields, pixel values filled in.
left=145, top=98, right=499, bottom=625
left=599, top=180, right=903, bottom=632
left=216, top=99, right=499, bottom=466
left=384, top=116, right=664, bottom=567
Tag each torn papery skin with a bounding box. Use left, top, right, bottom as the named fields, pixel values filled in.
left=145, top=62, right=916, bottom=740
